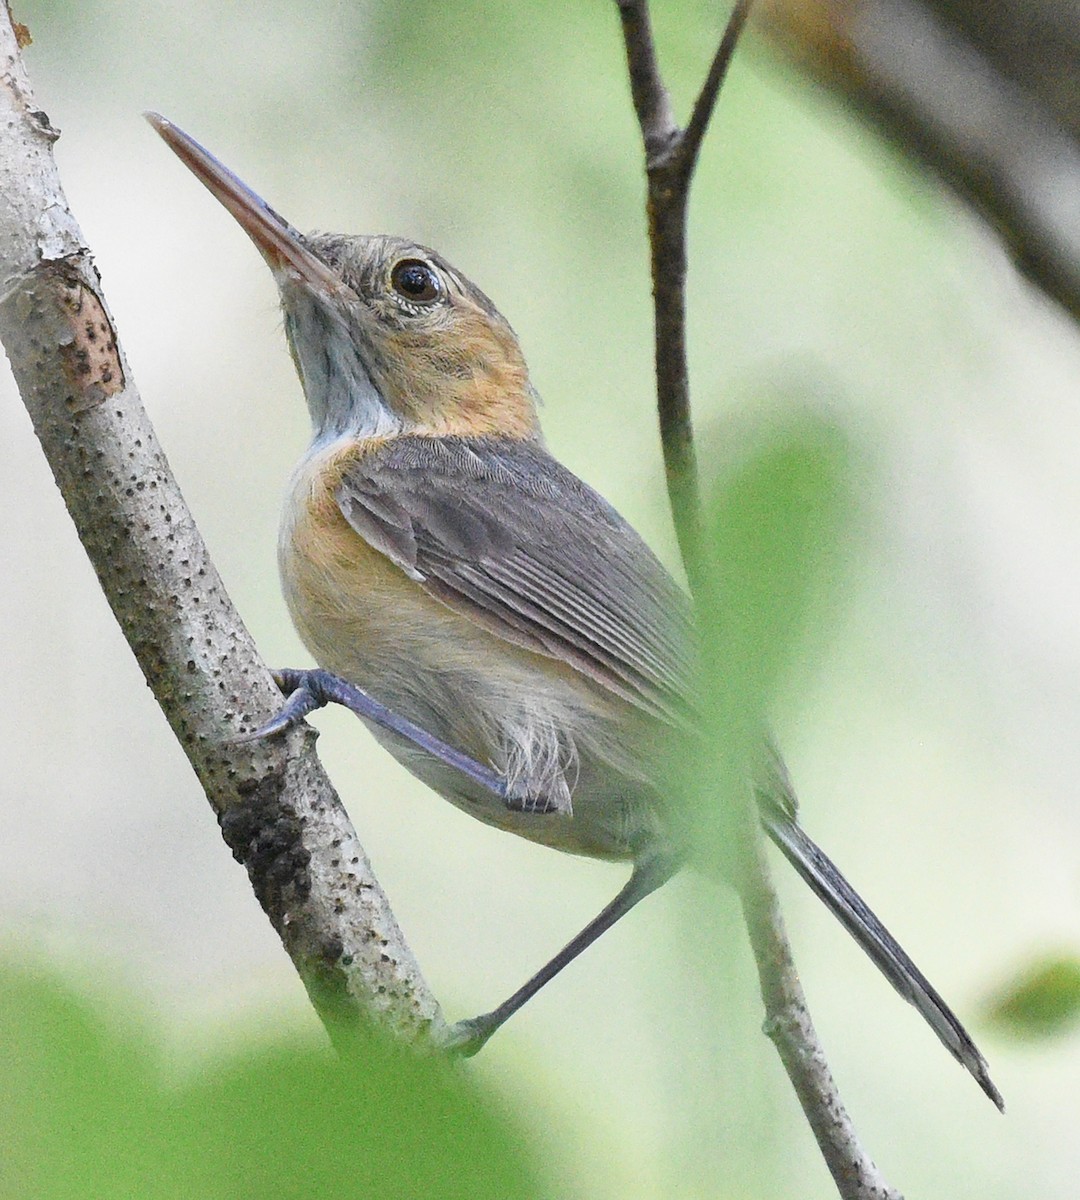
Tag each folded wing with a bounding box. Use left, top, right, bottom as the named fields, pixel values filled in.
left=335, top=435, right=694, bottom=724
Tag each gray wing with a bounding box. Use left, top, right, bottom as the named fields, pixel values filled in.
left=336, top=435, right=694, bottom=723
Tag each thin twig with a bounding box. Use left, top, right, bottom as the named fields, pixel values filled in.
left=742, top=843, right=902, bottom=1200
left=616, top=0, right=701, bottom=568
left=615, top=4, right=904, bottom=1198
left=680, top=0, right=754, bottom=177
left=615, top=0, right=679, bottom=161
left=0, top=9, right=444, bottom=1052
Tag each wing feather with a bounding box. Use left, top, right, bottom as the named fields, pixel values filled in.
left=335, top=435, right=694, bottom=721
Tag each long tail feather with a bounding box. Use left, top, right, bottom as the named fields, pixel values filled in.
left=761, top=808, right=1003, bottom=1111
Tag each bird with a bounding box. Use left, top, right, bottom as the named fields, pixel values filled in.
left=147, top=112, right=1002, bottom=1109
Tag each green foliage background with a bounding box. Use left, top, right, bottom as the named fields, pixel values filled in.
left=3, top=1, right=1080, bottom=1197
left=0, top=968, right=541, bottom=1199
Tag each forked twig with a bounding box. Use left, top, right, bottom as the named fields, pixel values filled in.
left=614, top=4, right=904, bottom=1196
left=615, top=0, right=752, bottom=574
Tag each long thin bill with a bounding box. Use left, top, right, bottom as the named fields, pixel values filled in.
left=145, top=112, right=346, bottom=295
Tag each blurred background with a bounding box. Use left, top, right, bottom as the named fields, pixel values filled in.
left=3, top=0, right=1080, bottom=1196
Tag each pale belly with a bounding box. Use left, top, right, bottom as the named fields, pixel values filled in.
left=277, top=457, right=671, bottom=861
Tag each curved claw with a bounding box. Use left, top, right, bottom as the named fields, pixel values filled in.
left=232, top=670, right=326, bottom=744
left=435, top=1014, right=499, bottom=1058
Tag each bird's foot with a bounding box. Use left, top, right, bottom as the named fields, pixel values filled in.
left=434, top=1013, right=500, bottom=1058
left=237, top=668, right=510, bottom=802
left=233, top=668, right=336, bottom=742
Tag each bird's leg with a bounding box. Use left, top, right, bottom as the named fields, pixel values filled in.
left=242, top=667, right=510, bottom=802
left=439, top=853, right=680, bottom=1056
left=247, top=671, right=679, bottom=1055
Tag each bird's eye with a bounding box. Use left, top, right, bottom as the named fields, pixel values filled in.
left=390, top=259, right=442, bottom=304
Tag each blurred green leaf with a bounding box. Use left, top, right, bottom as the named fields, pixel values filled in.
left=0, top=966, right=165, bottom=1200
left=680, top=412, right=853, bottom=873
left=701, top=414, right=851, bottom=702
left=0, top=966, right=543, bottom=1200
left=987, top=954, right=1080, bottom=1039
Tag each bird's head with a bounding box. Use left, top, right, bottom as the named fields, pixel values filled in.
left=147, top=114, right=539, bottom=443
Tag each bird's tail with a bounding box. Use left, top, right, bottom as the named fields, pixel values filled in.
left=760, top=807, right=1003, bottom=1110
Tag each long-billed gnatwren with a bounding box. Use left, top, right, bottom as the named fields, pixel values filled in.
left=147, top=112, right=1001, bottom=1109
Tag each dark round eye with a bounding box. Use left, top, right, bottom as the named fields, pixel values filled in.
left=390, top=259, right=442, bottom=304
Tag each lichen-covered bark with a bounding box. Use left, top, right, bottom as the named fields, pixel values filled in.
left=0, top=9, right=443, bottom=1048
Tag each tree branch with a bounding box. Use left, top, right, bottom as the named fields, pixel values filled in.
left=615, top=0, right=679, bottom=162
left=616, top=0, right=699, bottom=570
left=742, top=845, right=902, bottom=1200
left=616, top=5, right=903, bottom=1197
left=680, top=0, right=754, bottom=178
left=0, top=7, right=444, bottom=1051
left=760, top=0, right=1080, bottom=325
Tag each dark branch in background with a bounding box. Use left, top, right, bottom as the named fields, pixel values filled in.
left=0, top=10, right=444, bottom=1054
left=760, top=0, right=1080, bottom=324
left=615, top=4, right=903, bottom=1198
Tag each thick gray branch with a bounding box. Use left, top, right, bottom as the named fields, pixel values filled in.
left=0, top=9, right=443, bottom=1048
